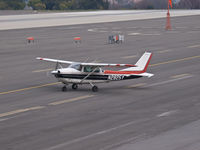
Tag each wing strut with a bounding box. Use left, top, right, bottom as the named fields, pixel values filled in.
left=80, top=67, right=99, bottom=84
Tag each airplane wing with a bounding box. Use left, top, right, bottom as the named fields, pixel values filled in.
left=36, top=57, right=75, bottom=64
left=36, top=57, right=136, bottom=67
left=80, top=63, right=136, bottom=67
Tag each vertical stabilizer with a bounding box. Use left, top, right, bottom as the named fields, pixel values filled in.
left=121, top=52, right=152, bottom=72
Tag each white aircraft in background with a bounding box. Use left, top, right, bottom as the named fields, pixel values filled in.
left=36, top=52, right=153, bottom=92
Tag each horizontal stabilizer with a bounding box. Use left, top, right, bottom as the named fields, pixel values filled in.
left=140, top=73, right=154, bottom=78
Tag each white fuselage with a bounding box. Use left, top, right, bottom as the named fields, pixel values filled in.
left=51, top=68, right=143, bottom=85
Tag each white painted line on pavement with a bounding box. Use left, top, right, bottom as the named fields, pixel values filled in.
left=128, top=33, right=160, bottom=36
left=32, top=68, right=53, bottom=73
left=171, top=73, right=190, bottom=79
left=122, top=55, right=138, bottom=59
left=99, top=134, right=146, bottom=150
left=144, top=75, right=193, bottom=88
left=0, top=106, right=45, bottom=118
left=157, top=110, right=178, bottom=117
left=157, top=49, right=172, bottom=53
left=45, top=118, right=148, bottom=150
left=127, top=83, right=146, bottom=88
left=48, top=95, right=94, bottom=106
left=128, top=32, right=141, bottom=35
left=0, top=117, right=12, bottom=122
left=187, top=44, right=200, bottom=48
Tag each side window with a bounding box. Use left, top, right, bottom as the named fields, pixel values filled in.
left=84, top=66, right=100, bottom=73
left=84, top=66, right=92, bottom=72
left=93, top=67, right=100, bottom=73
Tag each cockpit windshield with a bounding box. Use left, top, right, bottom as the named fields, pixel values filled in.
left=68, top=63, right=81, bottom=71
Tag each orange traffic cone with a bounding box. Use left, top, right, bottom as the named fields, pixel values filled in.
left=166, top=12, right=172, bottom=30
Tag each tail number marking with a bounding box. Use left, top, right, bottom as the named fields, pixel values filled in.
left=108, top=75, right=125, bottom=80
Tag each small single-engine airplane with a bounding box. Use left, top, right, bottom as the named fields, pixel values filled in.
left=36, top=52, right=153, bottom=92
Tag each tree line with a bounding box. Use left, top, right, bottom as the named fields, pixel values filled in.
left=28, top=0, right=109, bottom=10
left=0, top=0, right=109, bottom=10
left=0, top=0, right=199, bottom=10
left=0, top=0, right=25, bottom=10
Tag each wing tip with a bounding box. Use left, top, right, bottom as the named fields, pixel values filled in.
left=36, top=57, right=43, bottom=60
left=144, top=51, right=152, bottom=55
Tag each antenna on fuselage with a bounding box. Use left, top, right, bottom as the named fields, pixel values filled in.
left=92, top=58, right=99, bottom=63
left=84, top=57, right=90, bottom=63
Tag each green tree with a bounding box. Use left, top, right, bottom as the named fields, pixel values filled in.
left=59, top=1, right=74, bottom=10
left=0, top=1, right=8, bottom=9
left=34, top=2, right=46, bottom=9
left=22, top=0, right=109, bottom=10
left=8, top=0, right=25, bottom=9
left=0, top=0, right=25, bottom=10
left=41, top=0, right=56, bottom=9
left=75, top=0, right=109, bottom=9
left=28, top=0, right=45, bottom=10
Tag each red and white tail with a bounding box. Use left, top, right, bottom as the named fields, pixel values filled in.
left=121, top=52, right=154, bottom=77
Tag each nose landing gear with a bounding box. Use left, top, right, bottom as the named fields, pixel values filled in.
left=72, top=83, right=78, bottom=90
left=61, top=83, right=98, bottom=92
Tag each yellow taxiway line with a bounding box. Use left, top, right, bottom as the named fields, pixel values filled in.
left=32, top=68, right=53, bottom=73
left=0, top=106, right=45, bottom=118
left=171, top=74, right=191, bottom=79
left=156, top=49, right=172, bottom=54
left=0, top=95, right=95, bottom=118
left=127, top=83, right=146, bottom=88
left=121, top=55, right=138, bottom=59
left=149, top=55, right=200, bottom=67
left=48, top=95, right=94, bottom=106
left=0, top=82, right=60, bottom=95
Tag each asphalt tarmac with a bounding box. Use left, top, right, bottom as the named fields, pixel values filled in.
left=1, top=10, right=200, bottom=30
left=0, top=15, right=200, bottom=150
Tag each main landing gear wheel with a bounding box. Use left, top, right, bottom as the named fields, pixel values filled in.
left=62, top=86, right=67, bottom=92
left=72, top=84, right=78, bottom=90
left=92, top=86, right=98, bottom=92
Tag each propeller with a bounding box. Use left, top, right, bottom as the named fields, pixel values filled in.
left=46, top=62, right=62, bottom=78
left=55, top=61, right=63, bottom=70
left=55, top=61, right=59, bottom=70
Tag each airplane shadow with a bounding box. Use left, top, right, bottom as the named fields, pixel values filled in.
left=45, top=83, right=149, bottom=95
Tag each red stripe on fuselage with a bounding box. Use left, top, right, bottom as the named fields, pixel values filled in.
left=104, top=70, right=145, bottom=74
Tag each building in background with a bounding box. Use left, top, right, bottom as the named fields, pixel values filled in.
left=107, top=0, right=200, bottom=9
